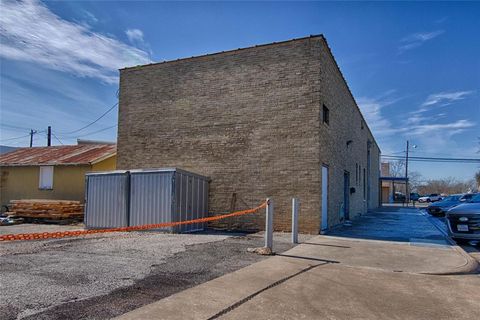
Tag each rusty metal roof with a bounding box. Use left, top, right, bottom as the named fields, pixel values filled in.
left=0, top=144, right=116, bottom=166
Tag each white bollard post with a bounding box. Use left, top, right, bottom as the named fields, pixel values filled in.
left=292, top=198, right=299, bottom=244
left=265, top=198, right=273, bottom=250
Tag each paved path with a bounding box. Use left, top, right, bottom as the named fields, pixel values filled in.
left=117, top=206, right=480, bottom=320
left=329, top=206, right=449, bottom=245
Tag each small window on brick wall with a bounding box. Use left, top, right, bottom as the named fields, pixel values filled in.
left=323, top=105, right=330, bottom=125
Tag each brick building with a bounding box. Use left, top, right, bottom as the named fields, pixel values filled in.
left=117, top=35, right=380, bottom=233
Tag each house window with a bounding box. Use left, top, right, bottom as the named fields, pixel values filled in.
left=39, top=166, right=54, bottom=189
left=322, top=105, right=329, bottom=125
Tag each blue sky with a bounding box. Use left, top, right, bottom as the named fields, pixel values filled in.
left=0, top=1, right=479, bottom=181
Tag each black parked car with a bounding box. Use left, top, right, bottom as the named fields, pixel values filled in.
left=446, top=193, right=480, bottom=243
left=410, top=193, right=420, bottom=201
left=427, top=194, right=466, bottom=217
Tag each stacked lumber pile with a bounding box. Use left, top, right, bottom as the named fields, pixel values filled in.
left=8, top=200, right=84, bottom=221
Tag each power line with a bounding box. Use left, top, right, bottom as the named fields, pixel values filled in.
left=59, top=102, right=118, bottom=135
left=382, top=155, right=480, bottom=164
left=75, top=124, right=117, bottom=138
left=383, top=155, right=480, bottom=161
left=0, top=133, right=31, bottom=142
left=0, top=123, right=39, bottom=132
left=51, top=132, right=64, bottom=145
left=383, top=154, right=479, bottom=160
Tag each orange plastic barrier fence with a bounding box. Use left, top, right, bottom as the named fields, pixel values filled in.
left=0, top=201, right=267, bottom=242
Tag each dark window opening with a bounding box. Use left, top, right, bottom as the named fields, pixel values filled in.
left=355, top=163, right=358, bottom=185
left=363, top=168, right=366, bottom=199
left=323, top=105, right=330, bottom=125
left=361, top=121, right=365, bottom=130
left=359, top=165, right=361, bottom=185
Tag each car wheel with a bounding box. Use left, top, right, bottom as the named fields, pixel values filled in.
left=427, top=199, right=431, bottom=203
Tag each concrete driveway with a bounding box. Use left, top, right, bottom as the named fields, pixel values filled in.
left=118, top=206, right=480, bottom=320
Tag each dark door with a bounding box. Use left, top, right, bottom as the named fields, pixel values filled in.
left=344, top=171, right=350, bottom=220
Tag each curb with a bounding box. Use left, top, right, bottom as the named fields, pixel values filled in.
left=422, top=212, right=479, bottom=275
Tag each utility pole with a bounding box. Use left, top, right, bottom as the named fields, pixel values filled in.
left=47, top=126, right=51, bottom=146
left=29, top=129, right=36, bottom=147
left=405, top=140, right=409, bottom=206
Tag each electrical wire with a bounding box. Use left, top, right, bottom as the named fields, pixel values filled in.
left=0, top=124, right=39, bottom=132
left=51, top=132, right=64, bottom=145
left=75, top=125, right=117, bottom=138
left=382, top=155, right=479, bottom=161
left=381, top=155, right=480, bottom=163
left=0, top=133, right=32, bottom=142
left=58, top=102, right=118, bottom=135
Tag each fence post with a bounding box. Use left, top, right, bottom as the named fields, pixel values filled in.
left=292, top=198, right=299, bottom=244
left=265, top=198, right=273, bottom=250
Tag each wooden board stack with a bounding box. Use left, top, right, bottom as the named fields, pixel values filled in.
left=8, top=199, right=84, bottom=221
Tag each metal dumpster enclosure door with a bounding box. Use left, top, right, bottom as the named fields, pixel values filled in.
left=174, top=171, right=208, bottom=232
left=85, top=172, right=129, bottom=228
left=129, top=171, right=174, bottom=230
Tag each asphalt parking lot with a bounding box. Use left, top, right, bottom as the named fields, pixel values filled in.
left=0, top=224, right=311, bottom=320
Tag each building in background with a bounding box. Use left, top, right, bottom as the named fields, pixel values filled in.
left=0, top=143, right=116, bottom=206
left=380, top=162, right=408, bottom=203
left=117, top=35, right=380, bottom=233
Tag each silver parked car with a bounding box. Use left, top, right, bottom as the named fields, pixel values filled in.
left=446, top=193, right=480, bottom=243
left=418, top=193, right=442, bottom=203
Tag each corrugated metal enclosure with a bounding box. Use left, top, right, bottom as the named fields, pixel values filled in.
left=85, top=168, right=209, bottom=232
left=85, top=171, right=129, bottom=228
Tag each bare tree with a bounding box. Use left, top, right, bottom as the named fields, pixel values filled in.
left=389, top=160, right=405, bottom=177
left=417, top=177, right=476, bottom=195
left=408, top=171, right=423, bottom=192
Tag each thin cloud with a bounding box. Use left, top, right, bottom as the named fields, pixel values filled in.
left=399, top=30, right=444, bottom=53
left=359, top=90, right=476, bottom=156
left=0, top=0, right=151, bottom=84
left=126, top=29, right=144, bottom=44
left=357, top=92, right=403, bottom=137
left=408, top=119, right=475, bottom=136
left=125, top=28, right=152, bottom=59
left=82, top=10, right=98, bottom=24
left=421, top=91, right=473, bottom=107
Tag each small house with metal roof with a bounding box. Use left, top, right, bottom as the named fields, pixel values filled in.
left=0, top=143, right=116, bottom=206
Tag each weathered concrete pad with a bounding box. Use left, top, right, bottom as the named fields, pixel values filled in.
left=116, top=253, right=327, bottom=320
left=294, top=235, right=476, bottom=275
left=221, top=263, right=480, bottom=320
left=117, top=235, right=478, bottom=320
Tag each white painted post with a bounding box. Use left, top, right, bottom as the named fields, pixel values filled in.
left=292, top=198, right=299, bottom=244
left=265, top=198, right=273, bottom=250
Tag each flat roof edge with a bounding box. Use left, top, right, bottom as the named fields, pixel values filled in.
left=119, top=34, right=324, bottom=71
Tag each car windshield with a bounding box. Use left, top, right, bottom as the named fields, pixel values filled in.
left=469, top=194, right=480, bottom=203
left=442, top=195, right=460, bottom=201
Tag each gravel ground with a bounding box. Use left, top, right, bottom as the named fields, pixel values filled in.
left=0, top=225, right=310, bottom=320
left=0, top=223, right=84, bottom=235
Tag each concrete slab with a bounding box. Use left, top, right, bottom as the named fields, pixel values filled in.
left=220, top=264, right=480, bottom=320
left=117, top=235, right=478, bottom=320
left=117, top=254, right=326, bottom=320
left=116, top=207, right=479, bottom=320
left=288, top=235, right=472, bottom=274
